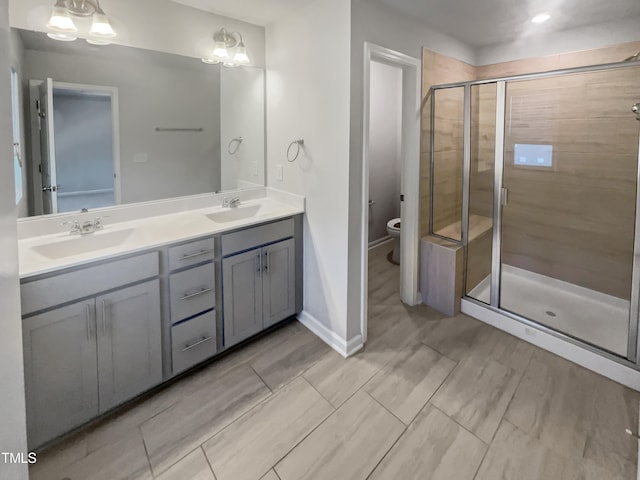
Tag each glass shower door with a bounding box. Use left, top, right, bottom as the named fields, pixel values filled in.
left=499, top=67, right=640, bottom=357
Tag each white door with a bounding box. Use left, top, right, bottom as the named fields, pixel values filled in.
left=38, top=78, right=58, bottom=214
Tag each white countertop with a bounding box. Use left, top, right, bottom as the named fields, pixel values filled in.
left=19, top=196, right=304, bottom=279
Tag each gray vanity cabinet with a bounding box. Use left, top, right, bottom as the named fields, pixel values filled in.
left=96, top=280, right=162, bottom=411
left=23, top=301, right=99, bottom=449
left=222, top=248, right=264, bottom=347
left=21, top=252, right=161, bottom=448
left=263, top=238, right=296, bottom=328
left=223, top=236, right=296, bottom=347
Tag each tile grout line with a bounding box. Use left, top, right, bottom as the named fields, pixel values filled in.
left=201, top=445, right=218, bottom=480
left=138, top=425, right=155, bottom=479
left=363, top=389, right=409, bottom=427
left=471, top=351, right=538, bottom=480
left=429, top=403, right=489, bottom=446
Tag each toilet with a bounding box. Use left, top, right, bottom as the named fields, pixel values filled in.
left=386, top=218, right=401, bottom=264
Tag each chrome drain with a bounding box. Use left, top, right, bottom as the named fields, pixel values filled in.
left=545, top=311, right=557, bottom=317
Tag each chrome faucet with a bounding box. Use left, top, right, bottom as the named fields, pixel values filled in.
left=222, top=196, right=241, bottom=208
left=61, top=217, right=106, bottom=235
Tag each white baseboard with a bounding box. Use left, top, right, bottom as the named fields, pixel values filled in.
left=368, top=236, right=392, bottom=249
left=462, top=299, right=640, bottom=392
left=298, top=310, right=364, bottom=358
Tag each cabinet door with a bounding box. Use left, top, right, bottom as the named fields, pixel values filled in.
left=222, top=248, right=263, bottom=348
left=263, top=238, right=296, bottom=328
left=96, top=280, right=162, bottom=412
left=23, top=301, right=98, bottom=448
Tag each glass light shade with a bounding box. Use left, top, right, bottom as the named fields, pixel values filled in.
left=46, top=6, right=78, bottom=33
left=234, top=43, right=250, bottom=65
left=212, top=41, right=229, bottom=60
left=223, top=60, right=238, bottom=68
left=90, top=13, right=116, bottom=38
left=201, top=57, right=220, bottom=65
left=87, top=37, right=112, bottom=46
left=47, top=32, right=77, bottom=42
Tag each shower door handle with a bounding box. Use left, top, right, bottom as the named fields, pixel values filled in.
left=501, top=188, right=508, bottom=206
left=368, top=200, right=376, bottom=207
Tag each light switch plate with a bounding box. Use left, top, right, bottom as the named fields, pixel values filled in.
left=276, top=164, right=283, bottom=181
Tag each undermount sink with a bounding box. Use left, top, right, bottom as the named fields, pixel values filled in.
left=31, top=229, right=137, bottom=260
left=206, top=204, right=262, bottom=223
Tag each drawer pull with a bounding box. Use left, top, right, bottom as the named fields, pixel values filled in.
left=181, top=287, right=214, bottom=301
left=182, top=335, right=213, bottom=352
left=180, top=249, right=213, bottom=261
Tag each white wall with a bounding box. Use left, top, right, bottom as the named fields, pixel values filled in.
left=9, top=0, right=266, bottom=68
left=266, top=0, right=353, bottom=344
left=0, top=0, right=29, bottom=477
left=476, top=16, right=640, bottom=65
left=220, top=67, right=265, bottom=191
left=368, top=60, right=401, bottom=243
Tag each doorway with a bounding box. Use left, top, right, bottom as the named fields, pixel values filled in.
left=361, top=43, right=421, bottom=343
left=30, top=79, right=121, bottom=215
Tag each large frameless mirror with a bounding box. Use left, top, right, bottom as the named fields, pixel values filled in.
left=10, top=28, right=265, bottom=218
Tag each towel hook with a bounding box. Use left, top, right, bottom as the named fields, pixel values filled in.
left=287, top=139, right=304, bottom=162
left=228, top=137, right=243, bottom=155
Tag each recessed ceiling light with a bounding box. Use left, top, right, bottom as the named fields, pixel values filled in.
left=531, top=13, right=551, bottom=23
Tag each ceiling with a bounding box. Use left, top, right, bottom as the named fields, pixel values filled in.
left=172, top=0, right=640, bottom=47
left=170, top=0, right=313, bottom=27
left=379, top=0, right=640, bottom=47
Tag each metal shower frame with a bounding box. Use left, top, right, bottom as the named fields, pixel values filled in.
left=428, top=58, right=640, bottom=368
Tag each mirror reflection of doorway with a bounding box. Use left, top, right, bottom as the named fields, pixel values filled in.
left=32, top=79, right=120, bottom=215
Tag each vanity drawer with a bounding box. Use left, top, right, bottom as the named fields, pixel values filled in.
left=172, top=310, right=217, bottom=374
left=170, top=263, right=216, bottom=323
left=168, top=237, right=215, bottom=271
left=221, top=218, right=294, bottom=256
left=21, top=252, right=159, bottom=315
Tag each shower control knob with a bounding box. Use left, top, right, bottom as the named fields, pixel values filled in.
left=632, top=104, right=639, bottom=114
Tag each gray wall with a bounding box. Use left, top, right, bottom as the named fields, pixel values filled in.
left=0, top=0, right=29, bottom=477
left=368, top=60, right=401, bottom=243
left=346, top=0, right=476, bottom=338
left=23, top=45, right=222, bottom=206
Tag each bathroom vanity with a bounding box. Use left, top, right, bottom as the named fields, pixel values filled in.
left=18, top=194, right=304, bottom=449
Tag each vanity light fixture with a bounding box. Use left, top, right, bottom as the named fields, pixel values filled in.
left=46, top=0, right=117, bottom=44
left=531, top=13, right=551, bottom=24
left=202, top=28, right=251, bottom=67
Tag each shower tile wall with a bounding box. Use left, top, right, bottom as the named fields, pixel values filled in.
left=423, top=41, right=640, bottom=302
left=420, top=49, right=475, bottom=238
left=501, top=70, right=638, bottom=300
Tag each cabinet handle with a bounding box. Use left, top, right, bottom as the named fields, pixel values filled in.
left=256, top=254, right=262, bottom=275
left=180, top=249, right=213, bottom=261
left=181, top=287, right=213, bottom=301
left=101, top=300, right=107, bottom=337
left=85, top=304, right=91, bottom=341
left=181, top=336, right=213, bottom=352
left=264, top=251, right=269, bottom=272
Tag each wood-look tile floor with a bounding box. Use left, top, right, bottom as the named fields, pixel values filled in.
left=31, top=243, right=640, bottom=480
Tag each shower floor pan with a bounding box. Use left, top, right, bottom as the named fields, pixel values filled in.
left=469, top=265, right=630, bottom=357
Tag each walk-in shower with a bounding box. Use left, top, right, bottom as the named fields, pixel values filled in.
left=429, top=60, right=640, bottom=365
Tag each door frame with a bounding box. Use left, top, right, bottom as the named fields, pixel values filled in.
left=361, top=43, right=421, bottom=343
left=51, top=81, right=122, bottom=208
